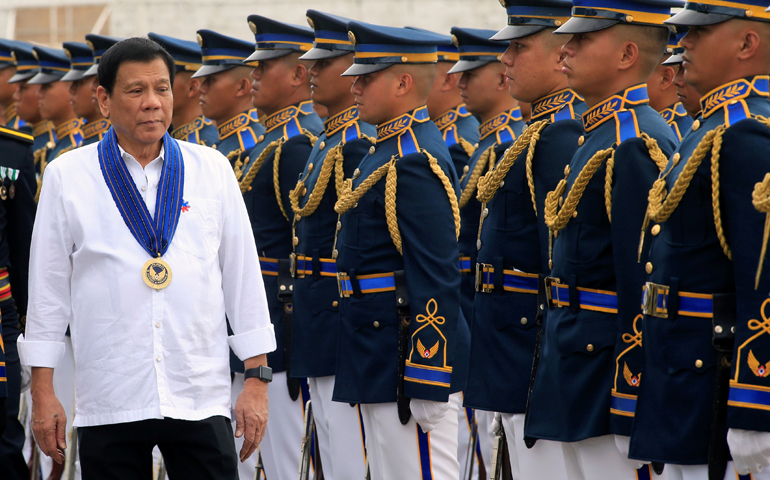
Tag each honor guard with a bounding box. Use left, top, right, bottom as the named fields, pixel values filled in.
left=0, top=40, right=26, bottom=131
left=149, top=33, right=218, bottom=147
left=649, top=30, right=693, bottom=140
left=464, top=2, right=585, bottom=478
left=61, top=42, right=109, bottom=146
left=193, top=30, right=263, bottom=161
left=409, top=27, right=480, bottom=178
left=665, top=50, right=702, bottom=119
left=523, top=1, right=679, bottom=478
left=27, top=46, right=84, bottom=171
left=0, top=123, right=36, bottom=479
left=628, top=3, right=770, bottom=478
left=7, top=43, right=54, bottom=187
left=288, top=10, right=376, bottom=479
left=333, top=21, right=468, bottom=479
left=239, top=15, right=322, bottom=480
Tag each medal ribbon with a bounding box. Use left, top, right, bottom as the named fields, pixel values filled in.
left=98, top=127, right=185, bottom=258
left=8, top=169, right=18, bottom=182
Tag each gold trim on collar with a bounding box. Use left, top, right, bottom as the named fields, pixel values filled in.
left=172, top=116, right=205, bottom=140
left=218, top=111, right=250, bottom=140
left=262, top=104, right=300, bottom=133
left=82, top=118, right=110, bottom=139
left=479, top=107, right=521, bottom=141
left=32, top=120, right=54, bottom=138
left=434, top=104, right=464, bottom=132
left=700, top=76, right=770, bottom=119
left=55, top=118, right=84, bottom=139
left=324, top=106, right=358, bottom=137
left=531, top=89, right=581, bottom=121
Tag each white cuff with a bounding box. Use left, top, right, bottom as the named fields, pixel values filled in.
left=17, top=335, right=66, bottom=368
left=227, top=324, right=276, bottom=361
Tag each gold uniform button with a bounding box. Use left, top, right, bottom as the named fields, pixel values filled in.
left=307, top=163, right=314, bottom=173
left=586, top=344, right=594, bottom=352
left=294, top=214, right=301, bottom=222
left=319, top=141, right=325, bottom=150
left=332, top=249, right=338, bottom=259
left=474, top=143, right=479, bottom=149
left=499, top=180, right=505, bottom=188
left=476, top=239, right=482, bottom=250
left=692, top=120, right=700, bottom=132
left=293, top=237, right=299, bottom=246
left=369, top=146, right=376, bottom=155
left=401, top=56, right=408, bottom=63
left=521, top=317, right=528, bottom=325
left=645, top=262, right=653, bottom=274
left=353, top=168, right=361, bottom=179
left=564, top=165, right=571, bottom=176
left=332, top=301, right=339, bottom=308
left=559, top=197, right=564, bottom=207
left=695, top=359, right=703, bottom=368
left=258, top=135, right=265, bottom=142
left=578, top=136, right=584, bottom=146
left=673, top=152, right=681, bottom=163
left=463, top=165, right=470, bottom=174
left=651, top=224, right=661, bottom=236
left=482, top=208, right=489, bottom=218
left=373, top=321, right=380, bottom=328
left=337, top=221, right=342, bottom=231
left=572, top=210, right=578, bottom=218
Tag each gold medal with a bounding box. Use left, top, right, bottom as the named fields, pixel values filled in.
left=142, top=257, right=173, bottom=290
left=0, top=186, right=7, bottom=201
left=8, top=184, right=14, bottom=199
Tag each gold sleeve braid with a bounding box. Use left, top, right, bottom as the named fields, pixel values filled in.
left=290, top=143, right=343, bottom=217
left=458, top=137, right=477, bottom=159
left=237, top=140, right=280, bottom=193
left=458, top=146, right=495, bottom=208
left=273, top=130, right=318, bottom=221
left=752, top=173, right=770, bottom=289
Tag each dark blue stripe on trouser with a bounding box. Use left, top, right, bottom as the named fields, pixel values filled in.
left=636, top=464, right=652, bottom=480
left=259, top=260, right=278, bottom=274
left=340, top=275, right=396, bottom=293
left=729, top=386, right=770, bottom=407
left=611, top=395, right=637, bottom=415
left=358, top=405, right=368, bottom=461
left=417, top=424, right=433, bottom=480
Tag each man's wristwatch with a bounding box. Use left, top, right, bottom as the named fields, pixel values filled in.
left=244, top=366, right=273, bottom=383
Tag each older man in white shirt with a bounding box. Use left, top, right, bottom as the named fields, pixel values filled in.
left=17, top=37, right=276, bottom=480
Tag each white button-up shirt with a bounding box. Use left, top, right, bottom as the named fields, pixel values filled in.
left=18, top=140, right=276, bottom=427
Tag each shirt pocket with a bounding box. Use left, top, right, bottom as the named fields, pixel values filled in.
left=342, top=193, right=381, bottom=251
left=664, top=178, right=707, bottom=247
left=174, top=198, right=221, bottom=259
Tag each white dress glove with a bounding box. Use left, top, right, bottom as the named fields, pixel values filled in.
left=614, top=434, right=647, bottom=469
left=728, top=428, right=770, bottom=475
left=491, top=412, right=503, bottom=435
left=410, top=399, right=450, bottom=433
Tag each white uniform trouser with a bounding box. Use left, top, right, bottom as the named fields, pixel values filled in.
left=665, top=462, right=770, bottom=480
left=560, top=434, right=666, bottom=480
left=501, top=413, right=569, bottom=480
left=308, top=376, right=366, bottom=480
left=258, top=371, right=305, bottom=480
left=457, top=402, right=493, bottom=478
left=360, top=392, right=461, bottom=480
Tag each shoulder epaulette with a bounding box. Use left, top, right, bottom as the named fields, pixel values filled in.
left=0, top=125, right=33, bottom=145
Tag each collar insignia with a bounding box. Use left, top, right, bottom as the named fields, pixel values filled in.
left=582, top=84, right=648, bottom=132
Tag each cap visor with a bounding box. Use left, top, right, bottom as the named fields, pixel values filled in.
left=244, top=49, right=293, bottom=63
left=299, top=48, right=349, bottom=61
left=8, top=71, right=37, bottom=84
left=447, top=60, right=494, bottom=74
left=60, top=69, right=87, bottom=82
left=191, top=64, right=235, bottom=79
left=554, top=17, right=619, bottom=34
left=27, top=72, right=65, bottom=85
left=665, top=8, right=731, bottom=26
left=84, top=63, right=99, bottom=76
left=490, top=25, right=546, bottom=41
left=341, top=62, right=392, bottom=77
left=662, top=53, right=684, bottom=65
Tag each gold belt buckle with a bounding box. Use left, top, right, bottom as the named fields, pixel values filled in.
left=643, top=282, right=669, bottom=318
left=289, top=253, right=298, bottom=278
left=475, top=263, right=494, bottom=293
left=337, top=272, right=350, bottom=298
left=544, top=276, right=562, bottom=309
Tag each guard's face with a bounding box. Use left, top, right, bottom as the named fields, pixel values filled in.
left=560, top=29, right=617, bottom=103
left=13, top=81, right=41, bottom=124
left=69, top=78, right=99, bottom=120
left=308, top=53, right=355, bottom=111
left=0, top=66, right=18, bottom=105
left=97, top=58, right=172, bottom=147
left=172, top=71, right=198, bottom=112
left=456, top=63, right=504, bottom=117
left=350, top=69, right=393, bottom=125
left=38, top=81, right=73, bottom=122
left=502, top=32, right=566, bottom=104
left=250, top=57, right=293, bottom=114
left=679, top=21, right=737, bottom=97
left=673, top=64, right=702, bottom=117
left=197, top=70, right=238, bottom=123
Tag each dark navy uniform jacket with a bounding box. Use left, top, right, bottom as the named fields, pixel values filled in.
left=240, top=101, right=322, bottom=373
left=81, top=119, right=110, bottom=147
left=171, top=116, right=219, bottom=147
left=216, top=109, right=264, bottom=162
left=333, top=106, right=469, bottom=403
left=629, top=76, right=770, bottom=464
left=46, top=118, right=83, bottom=163
left=660, top=101, right=694, bottom=142
left=465, top=90, right=585, bottom=413
left=434, top=103, right=479, bottom=177
left=458, top=107, right=524, bottom=327
left=31, top=121, right=54, bottom=172
left=290, top=106, right=375, bottom=378
left=526, top=84, right=677, bottom=442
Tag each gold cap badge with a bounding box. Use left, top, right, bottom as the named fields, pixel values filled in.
left=249, top=21, right=258, bottom=35
left=196, top=33, right=204, bottom=47
left=348, top=31, right=357, bottom=46
left=451, top=34, right=459, bottom=47
left=86, top=40, right=95, bottom=51
left=306, top=16, right=315, bottom=29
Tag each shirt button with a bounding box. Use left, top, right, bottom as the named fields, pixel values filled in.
left=373, top=321, right=380, bottom=328
left=586, top=344, right=594, bottom=352
left=156, top=357, right=162, bottom=362
left=155, top=323, right=160, bottom=328
left=521, top=317, right=528, bottom=325
left=141, top=186, right=147, bottom=191
left=651, top=224, right=661, bottom=236
left=645, top=262, right=653, bottom=274
left=332, top=301, right=339, bottom=307
left=695, top=359, right=703, bottom=368
left=369, top=146, right=376, bottom=155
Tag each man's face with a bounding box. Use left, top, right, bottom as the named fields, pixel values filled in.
left=198, top=70, right=238, bottom=122
left=501, top=32, right=565, bottom=103
left=350, top=69, right=394, bottom=125
left=13, top=81, right=41, bottom=124
left=0, top=66, right=18, bottom=105
left=560, top=29, right=618, bottom=100
left=69, top=77, right=99, bottom=119
left=308, top=54, right=354, bottom=111
left=680, top=21, right=736, bottom=96
left=250, top=57, right=294, bottom=113
left=38, top=81, right=73, bottom=122
left=673, top=64, right=702, bottom=116
left=98, top=58, right=173, bottom=146
left=456, top=63, right=503, bottom=116
left=172, top=71, right=199, bottom=112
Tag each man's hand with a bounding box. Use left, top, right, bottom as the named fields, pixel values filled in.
left=728, top=428, right=770, bottom=474
left=233, top=378, right=268, bottom=463
left=410, top=398, right=450, bottom=433
left=31, top=386, right=67, bottom=463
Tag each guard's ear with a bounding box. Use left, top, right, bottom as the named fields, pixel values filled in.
left=394, top=71, right=414, bottom=98
left=618, top=41, right=640, bottom=72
